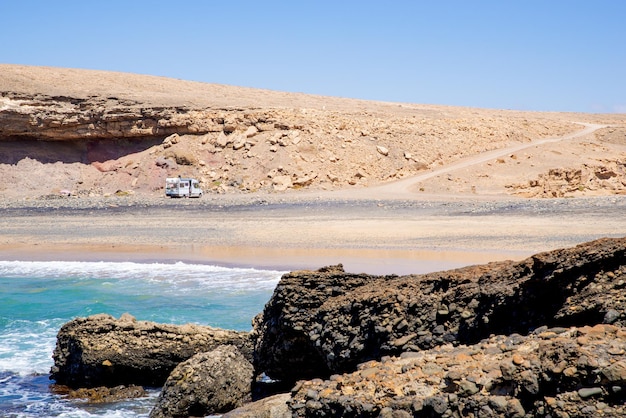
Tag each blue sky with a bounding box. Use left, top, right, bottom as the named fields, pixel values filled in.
left=1, top=1, right=624, bottom=113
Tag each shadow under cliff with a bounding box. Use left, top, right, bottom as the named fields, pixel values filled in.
left=0, top=137, right=166, bottom=165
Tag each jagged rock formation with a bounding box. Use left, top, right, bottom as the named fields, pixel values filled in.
left=509, top=159, right=626, bottom=197
left=253, top=238, right=626, bottom=384
left=0, top=92, right=218, bottom=141
left=50, top=313, right=252, bottom=388
left=289, top=324, right=626, bottom=417
left=49, top=238, right=626, bottom=417
left=149, top=345, right=253, bottom=418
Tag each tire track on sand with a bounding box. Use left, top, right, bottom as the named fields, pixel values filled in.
left=341, top=122, right=606, bottom=200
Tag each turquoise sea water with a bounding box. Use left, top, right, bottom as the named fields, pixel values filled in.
left=0, top=260, right=284, bottom=417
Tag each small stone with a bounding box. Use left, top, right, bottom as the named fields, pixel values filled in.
left=488, top=396, right=508, bottom=412
left=580, top=405, right=597, bottom=414
left=563, top=366, right=577, bottom=377
left=458, top=380, right=480, bottom=396
left=604, top=309, right=620, bottom=324
left=500, top=361, right=517, bottom=380
left=506, top=398, right=525, bottom=418
left=423, top=396, right=448, bottom=414
left=392, top=333, right=416, bottom=347
left=602, top=361, right=626, bottom=382
left=521, top=370, right=539, bottom=395
left=244, top=126, right=258, bottom=138
left=578, top=387, right=603, bottom=399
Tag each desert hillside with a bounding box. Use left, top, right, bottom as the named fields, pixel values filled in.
left=1, top=64, right=625, bottom=199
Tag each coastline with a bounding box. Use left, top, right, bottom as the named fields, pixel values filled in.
left=0, top=242, right=525, bottom=275
left=2, top=194, right=624, bottom=275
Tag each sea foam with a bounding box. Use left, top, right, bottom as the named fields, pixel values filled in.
left=0, top=260, right=284, bottom=416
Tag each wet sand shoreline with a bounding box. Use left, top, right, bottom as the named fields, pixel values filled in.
left=2, top=194, right=625, bottom=275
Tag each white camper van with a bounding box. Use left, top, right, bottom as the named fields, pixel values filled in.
left=165, top=177, right=203, bottom=198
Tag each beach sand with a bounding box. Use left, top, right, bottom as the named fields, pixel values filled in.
left=2, top=194, right=624, bottom=275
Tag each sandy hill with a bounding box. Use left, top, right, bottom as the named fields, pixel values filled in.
left=0, top=64, right=624, bottom=199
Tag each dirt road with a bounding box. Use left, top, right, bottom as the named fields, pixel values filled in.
left=334, top=123, right=606, bottom=200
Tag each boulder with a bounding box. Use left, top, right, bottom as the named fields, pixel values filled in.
left=50, top=313, right=252, bottom=388
left=289, top=324, right=626, bottom=417
left=272, top=175, right=292, bottom=191
left=253, top=238, right=626, bottom=383
left=149, top=345, right=253, bottom=418
left=222, top=393, right=291, bottom=418
left=215, top=131, right=232, bottom=148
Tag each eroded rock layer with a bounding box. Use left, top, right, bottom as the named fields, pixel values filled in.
left=253, top=238, right=626, bottom=383
left=50, top=313, right=252, bottom=388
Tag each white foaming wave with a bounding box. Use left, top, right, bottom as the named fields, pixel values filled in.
left=0, top=260, right=285, bottom=292
left=1, top=374, right=160, bottom=417
left=0, top=319, right=60, bottom=375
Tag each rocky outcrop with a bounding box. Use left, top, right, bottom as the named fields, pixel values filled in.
left=0, top=92, right=224, bottom=141
left=149, top=345, right=253, bottom=418
left=47, top=238, right=626, bottom=417
left=50, top=313, right=252, bottom=388
left=253, top=238, right=626, bottom=383
left=509, top=159, right=626, bottom=197
left=51, top=384, right=147, bottom=404
left=289, top=324, right=626, bottom=417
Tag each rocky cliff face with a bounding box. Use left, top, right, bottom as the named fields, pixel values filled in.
left=0, top=92, right=217, bottom=141
left=253, top=238, right=626, bottom=383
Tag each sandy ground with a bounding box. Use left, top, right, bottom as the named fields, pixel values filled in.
left=1, top=121, right=625, bottom=275
left=1, top=192, right=625, bottom=275
left=1, top=66, right=625, bottom=275
left=0, top=121, right=626, bottom=274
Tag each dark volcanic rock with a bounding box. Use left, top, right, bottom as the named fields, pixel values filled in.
left=289, top=324, right=626, bottom=417
left=149, top=345, right=253, bottom=418
left=50, top=313, right=252, bottom=388
left=253, top=238, right=626, bottom=383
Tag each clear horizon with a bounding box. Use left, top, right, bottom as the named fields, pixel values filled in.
left=1, top=1, right=624, bottom=113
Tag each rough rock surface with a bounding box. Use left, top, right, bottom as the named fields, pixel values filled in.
left=289, top=324, right=626, bottom=417
left=253, top=238, right=626, bottom=383
left=509, top=159, right=626, bottom=197
left=0, top=92, right=219, bottom=141
left=50, top=313, right=252, bottom=388
left=222, top=393, right=291, bottom=418
left=51, top=384, right=147, bottom=404
left=149, top=345, right=253, bottom=418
